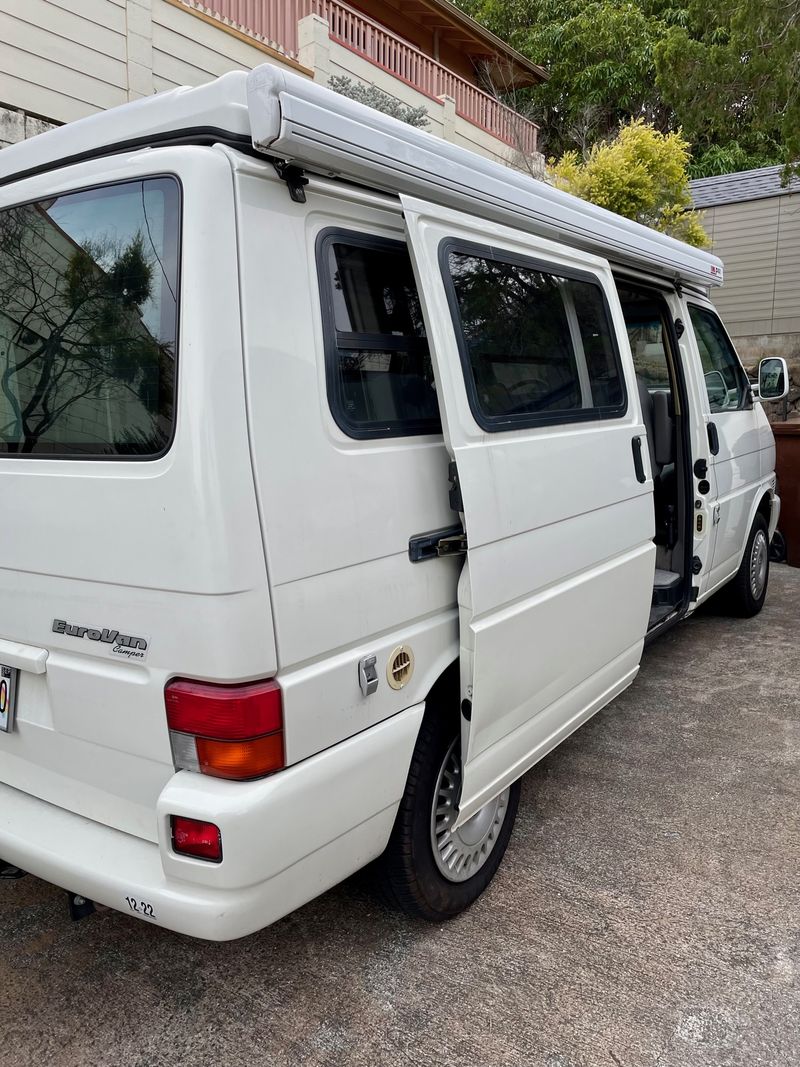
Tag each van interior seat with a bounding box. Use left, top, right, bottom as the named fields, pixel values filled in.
left=637, top=377, right=678, bottom=551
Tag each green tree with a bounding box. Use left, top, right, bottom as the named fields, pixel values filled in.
left=457, top=0, right=792, bottom=175
left=459, top=0, right=676, bottom=156
left=551, top=119, right=711, bottom=246
left=654, top=0, right=799, bottom=177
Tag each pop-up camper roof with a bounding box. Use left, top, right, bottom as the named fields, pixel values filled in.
left=0, top=65, right=723, bottom=289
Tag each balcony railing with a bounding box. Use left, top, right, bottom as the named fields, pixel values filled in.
left=180, top=0, right=539, bottom=155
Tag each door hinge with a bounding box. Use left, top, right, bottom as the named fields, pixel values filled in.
left=437, top=533, right=468, bottom=557
left=713, top=503, right=721, bottom=526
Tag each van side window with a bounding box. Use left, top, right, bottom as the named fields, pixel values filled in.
left=443, top=244, right=625, bottom=431
left=0, top=177, right=179, bottom=457
left=317, top=230, right=441, bottom=439
left=688, top=305, right=748, bottom=412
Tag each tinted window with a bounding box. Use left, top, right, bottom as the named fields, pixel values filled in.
left=319, top=233, right=440, bottom=439
left=689, top=305, right=748, bottom=412
left=445, top=248, right=624, bottom=429
left=0, top=178, right=179, bottom=456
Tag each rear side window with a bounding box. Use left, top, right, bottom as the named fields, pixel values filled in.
left=0, top=177, right=179, bottom=457
left=317, top=230, right=441, bottom=439
left=442, top=244, right=625, bottom=431
left=688, top=304, right=749, bottom=412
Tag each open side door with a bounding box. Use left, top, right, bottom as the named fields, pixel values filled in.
left=402, top=195, right=656, bottom=826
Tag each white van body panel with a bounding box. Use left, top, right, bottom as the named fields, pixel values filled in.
left=401, top=197, right=656, bottom=822
left=0, top=147, right=275, bottom=841
left=229, top=154, right=460, bottom=763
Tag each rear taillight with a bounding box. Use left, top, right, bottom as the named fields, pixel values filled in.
left=165, top=678, right=284, bottom=780
left=171, top=816, right=222, bottom=862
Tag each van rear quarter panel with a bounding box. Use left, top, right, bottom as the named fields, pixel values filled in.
left=0, top=147, right=274, bottom=840
left=230, top=155, right=459, bottom=763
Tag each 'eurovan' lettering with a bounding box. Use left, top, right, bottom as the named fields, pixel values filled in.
left=51, top=619, right=149, bottom=660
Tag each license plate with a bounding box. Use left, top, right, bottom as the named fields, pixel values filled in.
left=0, top=665, right=18, bottom=733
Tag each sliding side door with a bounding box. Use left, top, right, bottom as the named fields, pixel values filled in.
left=402, top=196, right=655, bottom=824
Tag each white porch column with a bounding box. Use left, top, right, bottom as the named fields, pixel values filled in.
left=298, top=14, right=332, bottom=84
left=127, top=0, right=155, bottom=100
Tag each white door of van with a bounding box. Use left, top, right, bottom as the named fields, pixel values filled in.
left=402, top=197, right=656, bottom=824
left=684, top=301, right=763, bottom=590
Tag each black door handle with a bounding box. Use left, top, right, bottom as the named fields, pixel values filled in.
left=632, top=436, right=647, bottom=483
left=707, top=422, right=720, bottom=456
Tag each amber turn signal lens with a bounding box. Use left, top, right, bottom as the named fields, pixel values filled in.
left=195, top=733, right=284, bottom=781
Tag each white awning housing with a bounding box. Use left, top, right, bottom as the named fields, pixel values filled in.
left=247, top=65, right=723, bottom=289
left=0, top=61, right=722, bottom=290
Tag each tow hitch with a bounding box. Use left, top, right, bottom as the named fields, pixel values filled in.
left=0, top=859, right=27, bottom=880
left=67, top=892, right=96, bottom=922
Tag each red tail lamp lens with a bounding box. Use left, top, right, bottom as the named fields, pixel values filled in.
left=171, top=816, right=222, bottom=862
left=165, top=679, right=282, bottom=740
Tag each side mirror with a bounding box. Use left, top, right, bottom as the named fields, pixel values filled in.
left=704, top=369, right=729, bottom=409
left=757, top=357, right=789, bottom=401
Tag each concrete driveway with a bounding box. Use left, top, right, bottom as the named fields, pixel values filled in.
left=1, top=567, right=798, bottom=1067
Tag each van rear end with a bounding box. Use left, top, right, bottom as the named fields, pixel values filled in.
left=0, top=145, right=298, bottom=937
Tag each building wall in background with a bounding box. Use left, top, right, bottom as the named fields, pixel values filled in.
left=701, top=191, right=800, bottom=416
left=0, top=0, right=536, bottom=171
left=702, top=193, right=800, bottom=341
left=0, top=0, right=308, bottom=148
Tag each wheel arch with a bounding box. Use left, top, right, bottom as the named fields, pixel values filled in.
left=733, top=483, right=776, bottom=575
left=756, top=490, right=772, bottom=529
left=421, top=657, right=460, bottom=727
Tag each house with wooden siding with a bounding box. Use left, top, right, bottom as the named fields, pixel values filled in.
left=0, top=0, right=545, bottom=170
left=690, top=166, right=800, bottom=390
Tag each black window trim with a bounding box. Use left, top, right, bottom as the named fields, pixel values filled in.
left=316, top=227, right=442, bottom=441
left=438, top=237, right=629, bottom=433
left=686, top=300, right=752, bottom=412
left=0, top=172, right=183, bottom=462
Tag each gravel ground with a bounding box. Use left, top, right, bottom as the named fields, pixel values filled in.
left=1, top=566, right=798, bottom=1067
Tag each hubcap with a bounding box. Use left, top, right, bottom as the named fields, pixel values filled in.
left=750, top=530, right=768, bottom=599
left=430, top=738, right=510, bottom=883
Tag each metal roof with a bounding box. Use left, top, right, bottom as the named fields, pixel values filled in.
left=690, top=165, right=800, bottom=208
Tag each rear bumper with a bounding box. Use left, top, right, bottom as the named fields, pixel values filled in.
left=0, top=703, right=423, bottom=940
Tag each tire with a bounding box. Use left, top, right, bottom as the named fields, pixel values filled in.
left=725, top=513, right=770, bottom=617
left=769, top=528, right=787, bottom=564
left=377, top=704, right=520, bottom=921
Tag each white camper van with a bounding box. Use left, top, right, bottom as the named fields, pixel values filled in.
left=0, top=67, right=788, bottom=940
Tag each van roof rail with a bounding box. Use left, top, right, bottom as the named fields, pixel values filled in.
left=0, top=63, right=722, bottom=290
